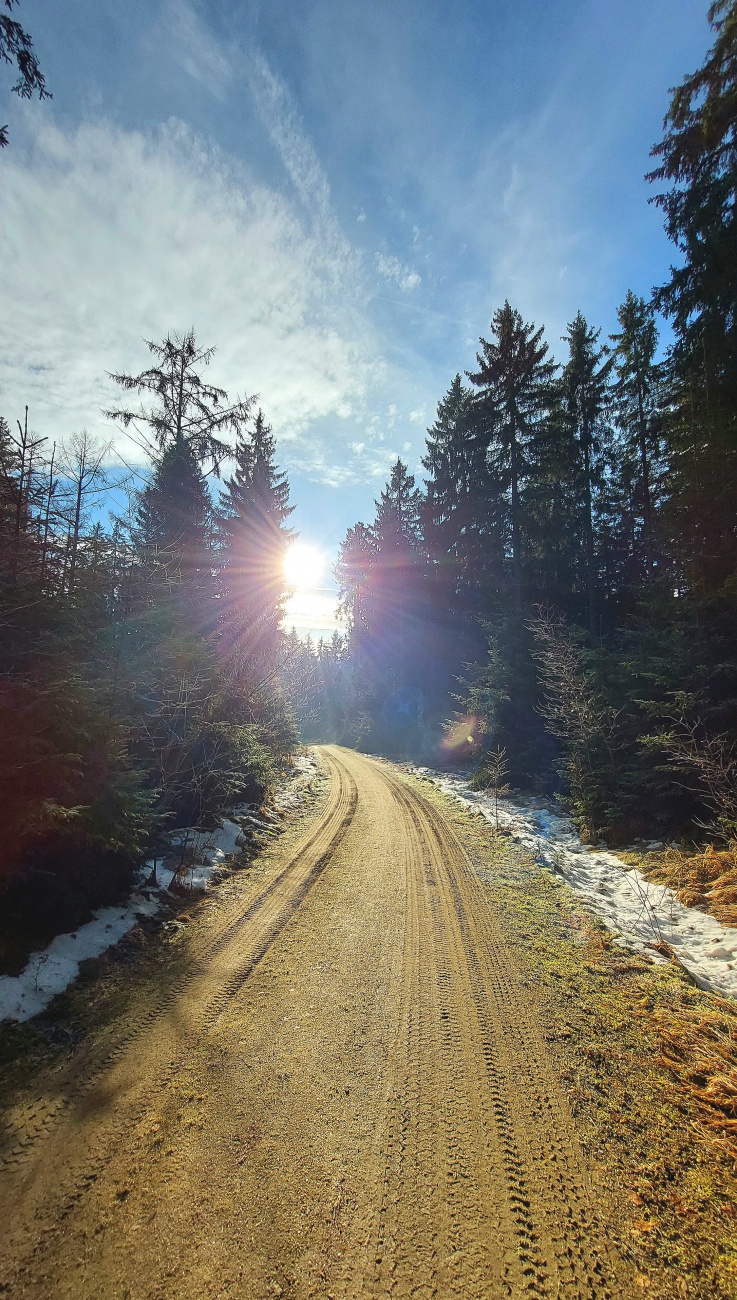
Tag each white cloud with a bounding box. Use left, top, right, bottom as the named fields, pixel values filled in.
left=157, top=0, right=233, bottom=100
left=408, top=407, right=426, bottom=424
left=375, top=252, right=421, bottom=292
left=246, top=49, right=361, bottom=304
left=0, top=111, right=384, bottom=477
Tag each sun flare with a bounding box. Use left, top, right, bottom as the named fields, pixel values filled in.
left=283, top=541, right=326, bottom=591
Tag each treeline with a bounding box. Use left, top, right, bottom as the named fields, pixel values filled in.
left=312, top=1, right=737, bottom=845
left=0, top=331, right=295, bottom=942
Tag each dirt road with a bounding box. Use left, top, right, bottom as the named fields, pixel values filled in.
left=0, top=747, right=633, bottom=1298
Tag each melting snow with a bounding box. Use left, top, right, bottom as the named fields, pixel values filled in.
left=0, top=895, right=162, bottom=1023
left=0, top=753, right=323, bottom=1024
left=415, top=768, right=737, bottom=1001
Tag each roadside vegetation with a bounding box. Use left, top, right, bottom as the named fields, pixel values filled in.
left=0, top=332, right=297, bottom=973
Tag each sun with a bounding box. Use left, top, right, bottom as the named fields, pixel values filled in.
left=283, top=541, right=326, bottom=591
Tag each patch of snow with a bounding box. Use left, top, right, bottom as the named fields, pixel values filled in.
left=0, top=820, right=247, bottom=1024
left=156, top=819, right=245, bottom=889
left=417, top=768, right=737, bottom=1001
left=0, top=895, right=161, bottom=1023
left=0, top=755, right=326, bottom=1024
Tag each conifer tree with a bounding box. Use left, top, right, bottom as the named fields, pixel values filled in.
left=648, top=0, right=737, bottom=406
left=609, top=291, right=662, bottom=569
left=0, top=0, right=50, bottom=148
left=467, top=302, right=556, bottom=610
left=421, top=375, right=500, bottom=614
left=218, top=409, right=294, bottom=670
left=647, top=1, right=737, bottom=593
left=106, top=329, right=252, bottom=471
left=373, top=458, right=422, bottom=554
left=135, top=437, right=214, bottom=595
left=422, top=375, right=476, bottom=556
left=560, top=312, right=613, bottom=638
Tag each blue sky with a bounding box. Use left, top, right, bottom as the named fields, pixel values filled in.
left=0, top=0, right=711, bottom=583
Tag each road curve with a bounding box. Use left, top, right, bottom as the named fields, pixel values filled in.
left=0, top=746, right=631, bottom=1298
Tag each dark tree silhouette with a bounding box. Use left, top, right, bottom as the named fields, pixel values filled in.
left=0, top=0, right=50, bottom=148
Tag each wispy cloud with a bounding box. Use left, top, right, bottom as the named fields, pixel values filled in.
left=0, top=110, right=383, bottom=476
left=155, top=0, right=234, bottom=101
left=376, top=252, right=421, bottom=292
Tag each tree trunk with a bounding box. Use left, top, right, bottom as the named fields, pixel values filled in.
left=509, top=414, right=522, bottom=612
left=583, top=433, right=596, bottom=641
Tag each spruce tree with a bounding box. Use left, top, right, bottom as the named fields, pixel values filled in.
left=648, top=0, right=737, bottom=407
left=373, top=458, right=422, bottom=554
left=560, top=312, right=613, bottom=638
left=467, top=302, right=556, bottom=610
left=218, top=409, right=293, bottom=670
left=609, top=291, right=662, bottom=569
left=136, top=437, right=214, bottom=596
left=106, top=329, right=252, bottom=471
left=421, top=374, right=501, bottom=616
left=647, top=2, right=737, bottom=594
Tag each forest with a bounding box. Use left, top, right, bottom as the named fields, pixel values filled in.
left=1, top=0, right=736, bottom=952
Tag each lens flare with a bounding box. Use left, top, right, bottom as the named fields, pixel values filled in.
left=441, top=715, right=484, bottom=756
left=283, top=542, right=325, bottom=590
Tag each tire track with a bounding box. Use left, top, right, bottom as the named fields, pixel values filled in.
left=0, top=751, right=356, bottom=1182
left=0, top=746, right=633, bottom=1300
left=347, top=756, right=621, bottom=1299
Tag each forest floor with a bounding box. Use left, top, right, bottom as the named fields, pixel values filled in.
left=0, top=746, right=736, bottom=1299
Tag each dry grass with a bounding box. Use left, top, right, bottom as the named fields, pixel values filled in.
left=653, top=998, right=737, bottom=1158
left=635, top=844, right=737, bottom=927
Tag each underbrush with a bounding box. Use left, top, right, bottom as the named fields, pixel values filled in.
left=628, top=844, right=737, bottom=928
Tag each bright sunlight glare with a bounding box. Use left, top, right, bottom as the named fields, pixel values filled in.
left=283, top=541, right=326, bottom=590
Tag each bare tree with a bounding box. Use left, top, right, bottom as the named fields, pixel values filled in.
left=484, top=746, right=510, bottom=829
left=656, top=705, right=737, bottom=844
left=58, top=431, right=111, bottom=593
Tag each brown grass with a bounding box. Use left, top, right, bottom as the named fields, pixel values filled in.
left=636, top=845, right=737, bottom=928
left=653, top=998, right=737, bottom=1159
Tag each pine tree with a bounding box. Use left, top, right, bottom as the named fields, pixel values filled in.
left=648, top=0, right=737, bottom=407
left=135, top=437, right=214, bottom=596
left=421, top=374, right=501, bottom=615
left=373, top=458, right=422, bottom=554
left=106, top=329, right=252, bottom=471
left=560, top=312, right=613, bottom=638
left=218, top=409, right=294, bottom=670
left=467, top=302, right=557, bottom=610
left=609, top=291, right=663, bottom=569
left=647, top=2, right=737, bottom=594
left=0, top=0, right=50, bottom=148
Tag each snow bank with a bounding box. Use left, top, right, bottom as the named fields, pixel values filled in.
left=0, top=821, right=248, bottom=1023
left=0, top=753, right=322, bottom=1025
left=0, top=894, right=162, bottom=1023
left=152, top=819, right=245, bottom=890
left=416, top=768, right=737, bottom=1001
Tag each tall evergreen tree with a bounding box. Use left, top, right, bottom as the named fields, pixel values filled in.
left=421, top=374, right=501, bottom=615
left=609, top=291, right=663, bottom=569
left=106, top=329, right=252, bottom=470
left=648, top=0, right=737, bottom=407
left=647, top=1, right=737, bottom=594
left=467, top=302, right=556, bottom=610
left=218, top=409, right=294, bottom=671
left=373, top=458, right=422, bottom=554
left=135, top=437, right=214, bottom=595
left=560, top=312, right=613, bottom=638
